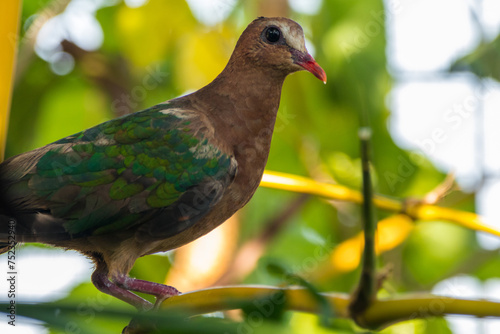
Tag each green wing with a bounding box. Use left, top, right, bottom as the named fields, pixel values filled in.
left=1, top=103, right=236, bottom=241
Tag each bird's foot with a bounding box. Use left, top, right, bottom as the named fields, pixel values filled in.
left=92, top=269, right=153, bottom=310
left=112, top=274, right=181, bottom=310
left=91, top=257, right=180, bottom=311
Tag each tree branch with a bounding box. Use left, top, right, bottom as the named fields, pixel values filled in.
left=161, top=285, right=500, bottom=329
left=260, top=171, right=500, bottom=238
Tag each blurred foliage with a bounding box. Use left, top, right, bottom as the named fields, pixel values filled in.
left=3, top=0, right=500, bottom=333
left=450, top=33, right=500, bottom=80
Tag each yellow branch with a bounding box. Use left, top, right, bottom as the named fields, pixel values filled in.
left=362, top=294, right=500, bottom=329
left=0, top=0, right=22, bottom=161
left=261, top=170, right=500, bottom=238
left=161, top=285, right=500, bottom=329
left=163, top=285, right=349, bottom=317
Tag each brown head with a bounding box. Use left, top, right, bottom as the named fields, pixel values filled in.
left=227, top=17, right=327, bottom=83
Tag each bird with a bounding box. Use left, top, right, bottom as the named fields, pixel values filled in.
left=0, top=17, right=326, bottom=310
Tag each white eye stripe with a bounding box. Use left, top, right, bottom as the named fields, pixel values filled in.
left=265, top=20, right=306, bottom=52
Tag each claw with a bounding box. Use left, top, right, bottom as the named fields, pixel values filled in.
left=113, top=274, right=181, bottom=309
left=91, top=260, right=179, bottom=311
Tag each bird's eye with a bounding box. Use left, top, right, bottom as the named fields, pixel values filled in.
left=264, top=26, right=281, bottom=43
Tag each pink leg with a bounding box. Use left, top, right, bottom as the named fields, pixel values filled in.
left=112, top=274, right=181, bottom=308
left=91, top=266, right=153, bottom=311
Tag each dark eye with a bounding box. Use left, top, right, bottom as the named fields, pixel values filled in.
left=265, top=26, right=281, bottom=43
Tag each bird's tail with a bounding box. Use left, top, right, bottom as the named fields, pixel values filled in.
left=0, top=212, right=71, bottom=247
left=0, top=175, right=17, bottom=254
left=0, top=215, right=16, bottom=254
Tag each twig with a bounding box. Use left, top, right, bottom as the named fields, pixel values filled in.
left=349, top=127, right=378, bottom=318
left=423, top=172, right=456, bottom=204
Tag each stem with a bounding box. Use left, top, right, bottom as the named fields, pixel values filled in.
left=349, top=127, right=378, bottom=317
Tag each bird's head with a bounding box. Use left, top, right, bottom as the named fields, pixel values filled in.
left=232, top=17, right=327, bottom=84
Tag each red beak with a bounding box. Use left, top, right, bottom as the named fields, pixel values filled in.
left=291, top=49, right=327, bottom=84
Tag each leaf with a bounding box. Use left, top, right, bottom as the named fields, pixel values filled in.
left=265, top=262, right=334, bottom=327
left=450, top=34, right=500, bottom=81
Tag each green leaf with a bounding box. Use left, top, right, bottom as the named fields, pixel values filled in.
left=403, top=221, right=477, bottom=284
left=450, top=34, right=500, bottom=81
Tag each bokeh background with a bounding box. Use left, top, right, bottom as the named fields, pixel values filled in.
left=2, top=0, right=500, bottom=333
